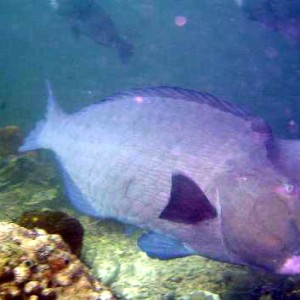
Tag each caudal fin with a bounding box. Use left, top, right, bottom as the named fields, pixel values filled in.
left=19, top=81, right=65, bottom=152
left=18, top=120, right=46, bottom=152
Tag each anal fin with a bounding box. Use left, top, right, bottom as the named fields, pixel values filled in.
left=58, top=159, right=98, bottom=217
left=137, top=232, right=196, bottom=259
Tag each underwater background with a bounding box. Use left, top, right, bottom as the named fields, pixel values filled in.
left=1, top=0, right=300, bottom=137
left=1, top=0, right=300, bottom=299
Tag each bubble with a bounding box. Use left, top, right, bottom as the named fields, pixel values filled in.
left=287, top=119, right=298, bottom=136
left=283, top=182, right=295, bottom=194
left=50, top=0, right=59, bottom=10
left=175, top=16, right=187, bottom=27
left=288, top=119, right=297, bottom=127
left=234, top=0, right=244, bottom=7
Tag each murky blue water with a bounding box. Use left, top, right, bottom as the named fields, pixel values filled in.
left=1, top=0, right=299, bottom=136
left=1, top=1, right=300, bottom=299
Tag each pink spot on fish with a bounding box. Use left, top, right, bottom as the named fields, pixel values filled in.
left=279, top=255, right=300, bottom=275
left=134, top=96, right=144, bottom=104
left=175, top=16, right=187, bottom=27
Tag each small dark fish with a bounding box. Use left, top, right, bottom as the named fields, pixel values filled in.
left=238, top=0, right=300, bottom=44
left=51, top=0, right=134, bottom=63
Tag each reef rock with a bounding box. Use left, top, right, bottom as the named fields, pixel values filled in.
left=18, top=210, right=84, bottom=257
left=0, top=221, right=116, bottom=300
left=0, top=125, right=23, bottom=157
left=0, top=136, right=64, bottom=222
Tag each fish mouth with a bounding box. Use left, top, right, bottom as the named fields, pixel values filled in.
left=278, top=255, right=300, bottom=275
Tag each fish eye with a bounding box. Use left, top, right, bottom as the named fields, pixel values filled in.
left=283, top=182, right=295, bottom=195
left=274, top=181, right=298, bottom=198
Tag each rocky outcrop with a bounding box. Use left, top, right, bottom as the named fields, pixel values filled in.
left=0, top=222, right=116, bottom=300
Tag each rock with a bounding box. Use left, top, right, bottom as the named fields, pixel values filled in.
left=189, top=290, right=221, bottom=300
left=163, top=291, right=176, bottom=300
left=0, top=137, right=65, bottom=222
left=18, top=210, right=84, bottom=257
left=0, top=125, right=23, bottom=156
left=178, top=290, right=221, bottom=300
left=259, top=295, right=272, bottom=300
left=0, top=222, right=116, bottom=300
left=2, top=124, right=300, bottom=299
left=81, top=218, right=237, bottom=299
left=94, top=259, right=121, bottom=285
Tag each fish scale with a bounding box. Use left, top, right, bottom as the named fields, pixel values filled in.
left=19, top=84, right=300, bottom=274
left=21, top=85, right=259, bottom=245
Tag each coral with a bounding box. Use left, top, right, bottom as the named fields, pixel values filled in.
left=18, top=210, right=84, bottom=257
left=0, top=222, right=116, bottom=300
left=0, top=125, right=23, bottom=157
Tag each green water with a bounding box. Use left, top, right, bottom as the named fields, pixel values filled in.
left=1, top=1, right=300, bottom=299
left=1, top=0, right=300, bottom=135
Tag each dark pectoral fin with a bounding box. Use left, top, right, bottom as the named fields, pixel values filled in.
left=159, top=173, right=217, bottom=224
left=137, top=232, right=196, bottom=259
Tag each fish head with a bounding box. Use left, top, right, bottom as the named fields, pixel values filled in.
left=219, top=163, right=300, bottom=274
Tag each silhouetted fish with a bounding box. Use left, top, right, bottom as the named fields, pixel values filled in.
left=238, top=0, right=300, bottom=44
left=20, top=82, right=300, bottom=274
left=51, top=0, right=134, bottom=63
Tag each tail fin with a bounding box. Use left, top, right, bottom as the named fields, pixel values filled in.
left=19, top=81, right=65, bottom=152
left=117, top=40, right=134, bottom=64
left=45, top=80, right=64, bottom=120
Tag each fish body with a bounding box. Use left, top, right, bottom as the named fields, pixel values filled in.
left=239, top=0, right=300, bottom=44
left=20, top=83, right=300, bottom=274
left=52, top=0, right=133, bottom=63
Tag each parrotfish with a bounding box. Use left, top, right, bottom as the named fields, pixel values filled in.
left=51, top=0, right=134, bottom=63
left=20, top=82, right=300, bottom=274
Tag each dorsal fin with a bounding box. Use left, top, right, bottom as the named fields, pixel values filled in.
left=86, top=86, right=273, bottom=151
left=99, top=86, right=253, bottom=119
left=104, top=86, right=274, bottom=148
